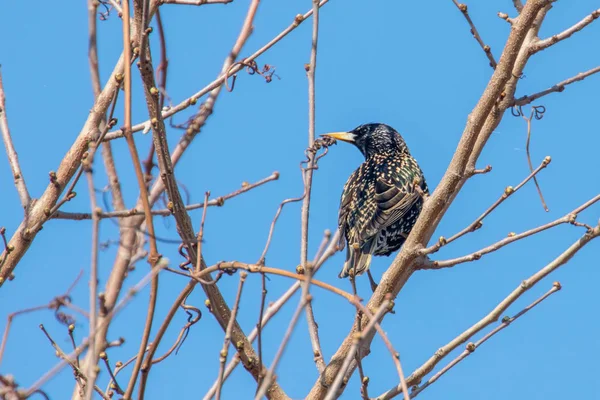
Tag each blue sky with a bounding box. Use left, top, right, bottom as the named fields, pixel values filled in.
left=1, top=0, right=599, bottom=399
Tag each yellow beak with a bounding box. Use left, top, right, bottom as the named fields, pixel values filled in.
left=320, top=131, right=356, bottom=143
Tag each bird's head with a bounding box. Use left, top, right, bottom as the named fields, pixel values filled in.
left=321, top=123, right=408, bottom=158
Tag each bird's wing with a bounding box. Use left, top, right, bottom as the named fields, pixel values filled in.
left=337, top=167, right=362, bottom=250
left=360, top=177, right=420, bottom=241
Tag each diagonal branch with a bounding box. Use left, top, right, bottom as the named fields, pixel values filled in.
left=103, top=0, right=330, bottom=142
left=530, top=8, right=600, bottom=53
left=423, top=193, right=600, bottom=270
left=0, top=67, right=31, bottom=211
left=451, top=1, right=497, bottom=69
left=424, top=157, right=551, bottom=255
left=378, top=224, right=600, bottom=400
left=409, top=284, right=561, bottom=399
left=52, top=171, right=279, bottom=220
left=513, top=65, right=600, bottom=106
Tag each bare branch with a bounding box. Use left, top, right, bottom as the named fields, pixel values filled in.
left=531, top=9, right=600, bottom=53
left=302, top=0, right=323, bottom=375
left=423, top=193, right=600, bottom=270
left=0, top=67, right=31, bottom=210
left=53, top=171, right=279, bottom=220
left=83, top=167, right=100, bottom=400
left=216, top=273, right=247, bottom=400
left=103, top=0, right=330, bottom=142
left=350, top=298, right=410, bottom=400
left=451, top=1, right=497, bottom=69
left=203, top=231, right=341, bottom=400
left=39, top=325, right=110, bottom=400
left=409, top=284, right=561, bottom=399
left=424, top=156, right=551, bottom=255
left=324, top=300, right=391, bottom=400
left=378, top=225, right=600, bottom=400
left=513, top=65, right=600, bottom=106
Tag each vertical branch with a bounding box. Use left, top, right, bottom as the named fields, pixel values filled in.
left=302, top=0, right=325, bottom=374
left=83, top=169, right=100, bottom=400
left=256, top=272, right=267, bottom=388
left=216, top=272, right=247, bottom=400
left=121, top=0, right=162, bottom=398
left=0, top=67, right=31, bottom=211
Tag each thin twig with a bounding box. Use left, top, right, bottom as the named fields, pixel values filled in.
left=350, top=299, right=410, bottom=400
left=204, top=231, right=341, bottom=400
left=255, top=295, right=310, bottom=400
left=423, top=157, right=551, bottom=254
left=84, top=164, right=100, bottom=400
left=256, top=272, right=267, bottom=390
left=103, top=0, right=331, bottom=142
left=0, top=271, right=83, bottom=368
left=301, top=0, right=323, bottom=375
left=195, top=262, right=353, bottom=301
left=38, top=325, right=110, bottom=400
left=422, top=193, right=600, bottom=270
left=120, top=1, right=162, bottom=396
left=410, top=284, right=561, bottom=399
left=53, top=172, right=279, bottom=220
left=0, top=67, right=31, bottom=210
left=513, top=65, right=600, bottom=106
left=100, top=352, right=124, bottom=395
left=216, top=273, right=247, bottom=400
left=378, top=225, right=600, bottom=400
left=451, top=1, right=497, bottom=69
left=258, top=194, right=305, bottom=264
left=530, top=9, right=600, bottom=53
left=24, top=260, right=166, bottom=398
left=195, top=191, right=210, bottom=274
left=323, top=300, right=391, bottom=400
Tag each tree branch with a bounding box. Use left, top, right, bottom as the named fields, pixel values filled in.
left=513, top=65, right=600, bottom=106
left=306, top=2, right=555, bottom=397
left=530, top=8, right=600, bottom=53
left=451, top=1, right=497, bottom=69
left=0, top=67, right=31, bottom=211
left=378, top=225, right=600, bottom=400
left=103, top=0, right=330, bottom=142
left=409, top=284, right=561, bottom=399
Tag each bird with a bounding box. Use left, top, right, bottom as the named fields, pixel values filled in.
left=321, top=123, right=429, bottom=291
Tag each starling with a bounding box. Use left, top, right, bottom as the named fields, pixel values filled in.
left=322, top=123, right=428, bottom=289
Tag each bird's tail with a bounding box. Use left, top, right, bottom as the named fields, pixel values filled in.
left=338, top=244, right=373, bottom=278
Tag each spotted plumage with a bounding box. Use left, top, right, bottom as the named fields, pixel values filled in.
left=322, top=123, right=428, bottom=281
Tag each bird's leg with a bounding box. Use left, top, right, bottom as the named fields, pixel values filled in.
left=367, top=270, right=378, bottom=293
